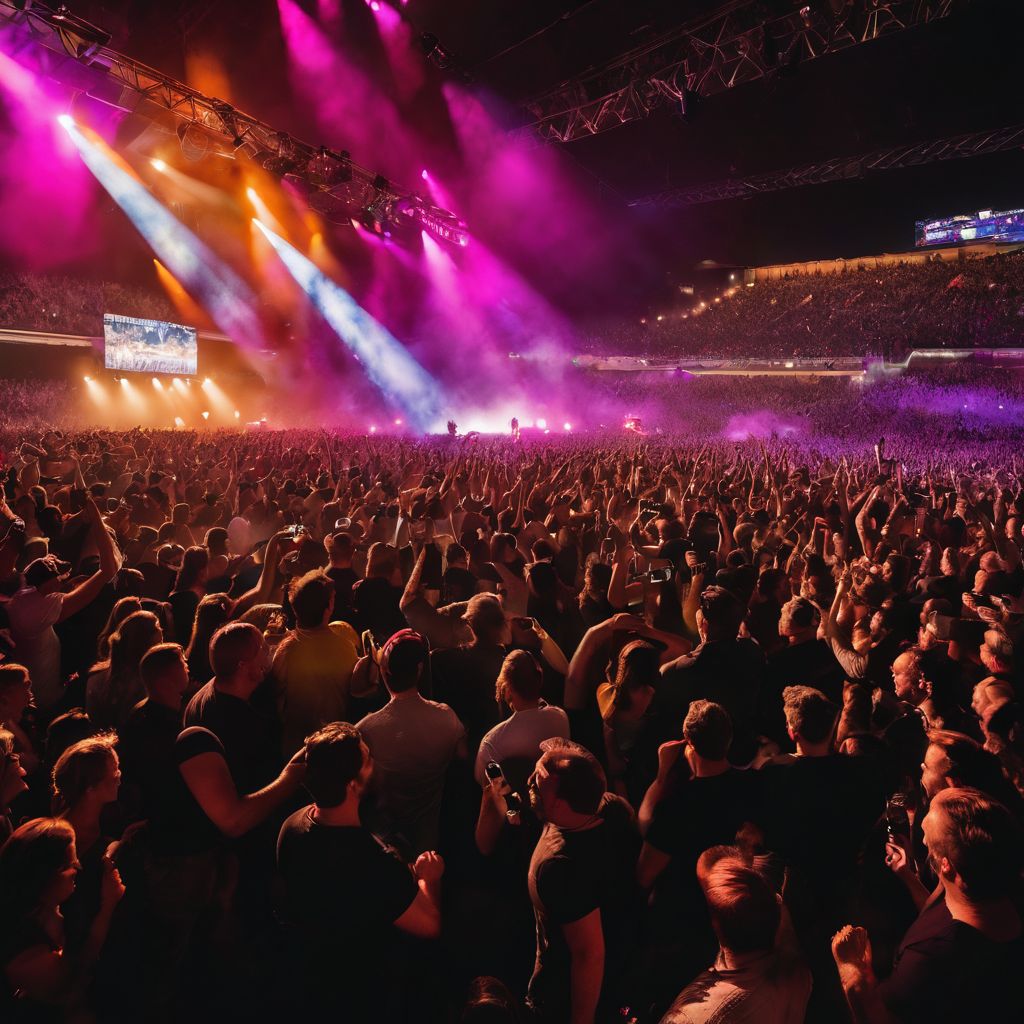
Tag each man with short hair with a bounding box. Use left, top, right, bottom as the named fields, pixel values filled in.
left=277, top=722, right=445, bottom=1017
left=761, top=686, right=887, bottom=1015
left=833, top=787, right=1024, bottom=1024
left=324, top=530, right=359, bottom=625
left=636, top=701, right=765, bottom=1010
left=475, top=649, right=569, bottom=789
left=661, top=848, right=811, bottom=1024
left=271, top=568, right=359, bottom=755
left=526, top=738, right=641, bottom=1024
left=357, top=630, right=466, bottom=855
left=119, top=643, right=189, bottom=824
left=655, top=586, right=766, bottom=764
left=184, top=622, right=281, bottom=795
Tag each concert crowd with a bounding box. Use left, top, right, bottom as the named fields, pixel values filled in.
left=581, top=250, right=1024, bottom=359
left=0, top=420, right=1022, bottom=1024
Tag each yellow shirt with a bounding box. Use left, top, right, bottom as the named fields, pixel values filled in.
left=273, top=621, right=359, bottom=755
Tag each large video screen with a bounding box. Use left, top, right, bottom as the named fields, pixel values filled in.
left=103, top=314, right=198, bottom=376
left=915, top=207, right=1024, bottom=248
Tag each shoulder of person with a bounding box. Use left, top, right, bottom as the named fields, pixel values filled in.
left=175, top=725, right=224, bottom=761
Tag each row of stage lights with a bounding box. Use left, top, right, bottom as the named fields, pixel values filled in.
left=81, top=373, right=243, bottom=424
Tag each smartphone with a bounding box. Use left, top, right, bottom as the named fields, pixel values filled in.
left=647, top=566, right=673, bottom=584
left=885, top=795, right=911, bottom=841
left=334, top=517, right=352, bottom=530
left=285, top=524, right=306, bottom=538
left=484, top=761, right=522, bottom=816
left=513, top=616, right=535, bottom=630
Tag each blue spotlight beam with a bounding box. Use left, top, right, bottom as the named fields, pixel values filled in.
left=58, top=118, right=267, bottom=347
left=252, top=219, right=445, bottom=431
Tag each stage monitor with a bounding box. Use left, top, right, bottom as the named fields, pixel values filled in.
left=103, top=313, right=198, bottom=376
left=915, top=207, right=1024, bottom=248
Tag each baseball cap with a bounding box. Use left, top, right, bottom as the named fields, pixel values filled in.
left=157, top=543, right=185, bottom=568
left=24, top=555, right=72, bottom=588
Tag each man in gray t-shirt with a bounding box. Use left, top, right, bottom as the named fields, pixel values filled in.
left=357, top=630, right=466, bottom=855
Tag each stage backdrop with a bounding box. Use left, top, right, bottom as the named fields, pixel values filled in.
left=103, top=313, right=198, bottom=376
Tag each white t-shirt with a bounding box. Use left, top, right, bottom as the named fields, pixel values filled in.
left=474, top=702, right=570, bottom=787
left=7, top=587, right=65, bottom=712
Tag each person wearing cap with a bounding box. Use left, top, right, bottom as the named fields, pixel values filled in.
left=7, top=496, right=120, bottom=717
left=525, top=737, right=641, bottom=1024
left=139, top=543, right=183, bottom=602
left=357, top=629, right=466, bottom=856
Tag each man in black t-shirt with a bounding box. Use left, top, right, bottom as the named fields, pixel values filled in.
left=183, top=622, right=281, bottom=794
left=762, top=597, right=845, bottom=744
left=834, top=787, right=1024, bottom=1024
left=118, top=643, right=187, bottom=829
left=635, top=701, right=764, bottom=1013
left=526, top=737, right=641, bottom=1024
left=324, top=530, right=359, bottom=626
left=276, top=723, right=444, bottom=1018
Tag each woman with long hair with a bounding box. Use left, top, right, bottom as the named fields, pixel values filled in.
left=51, top=735, right=122, bottom=954
left=0, top=817, right=124, bottom=1016
left=598, top=639, right=661, bottom=802
left=86, top=611, right=163, bottom=730
left=185, top=592, right=232, bottom=685
left=95, top=596, right=143, bottom=662
left=169, top=546, right=208, bottom=646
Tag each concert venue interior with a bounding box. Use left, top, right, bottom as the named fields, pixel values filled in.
left=1, top=2, right=1023, bottom=1023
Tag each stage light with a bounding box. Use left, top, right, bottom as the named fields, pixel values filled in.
left=119, top=377, right=129, bottom=387
left=203, top=377, right=212, bottom=386
left=563, top=422, right=572, bottom=432
left=57, top=114, right=73, bottom=129
left=174, top=416, right=185, bottom=428
left=536, top=418, right=547, bottom=430
left=421, top=169, right=429, bottom=181
left=58, top=118, right=267, bottom=347
left=152, top=377, right=162, bottom=389
left=656, top=315, right=663, bottom=322
left=729, top=273, right=736, bottom=281
left=370, top=1, right=380, bottom=10
left=202, top=411, right=210, bottom=419
left=714, top=297, right=721, bottom=303
left=394, top=418, right=402, bottom=426
left=172, top=377, right=181, bottom=386
left=83, top=375, right=91, bottom=382
left=253, top=218, right=445, bottom=430
left=369, top=425, right=377, bottom=433
left=151, top=159, right=166, bottom=172
left=234, top=410, right=241, bottom=418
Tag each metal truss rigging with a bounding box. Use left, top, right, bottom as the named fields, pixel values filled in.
left=627, top=121, right=1024, bottom=208
left=510, top=0, right=963, bottom=146
left=0, top=0, right=467, bottom=245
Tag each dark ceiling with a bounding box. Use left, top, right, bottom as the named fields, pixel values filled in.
left=18, top=0, right=1024, bottom=309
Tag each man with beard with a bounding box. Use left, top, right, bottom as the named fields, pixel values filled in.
left=276, top=723, right=445, bottom=1018
left=526, top=738, right=641, bottom=1024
